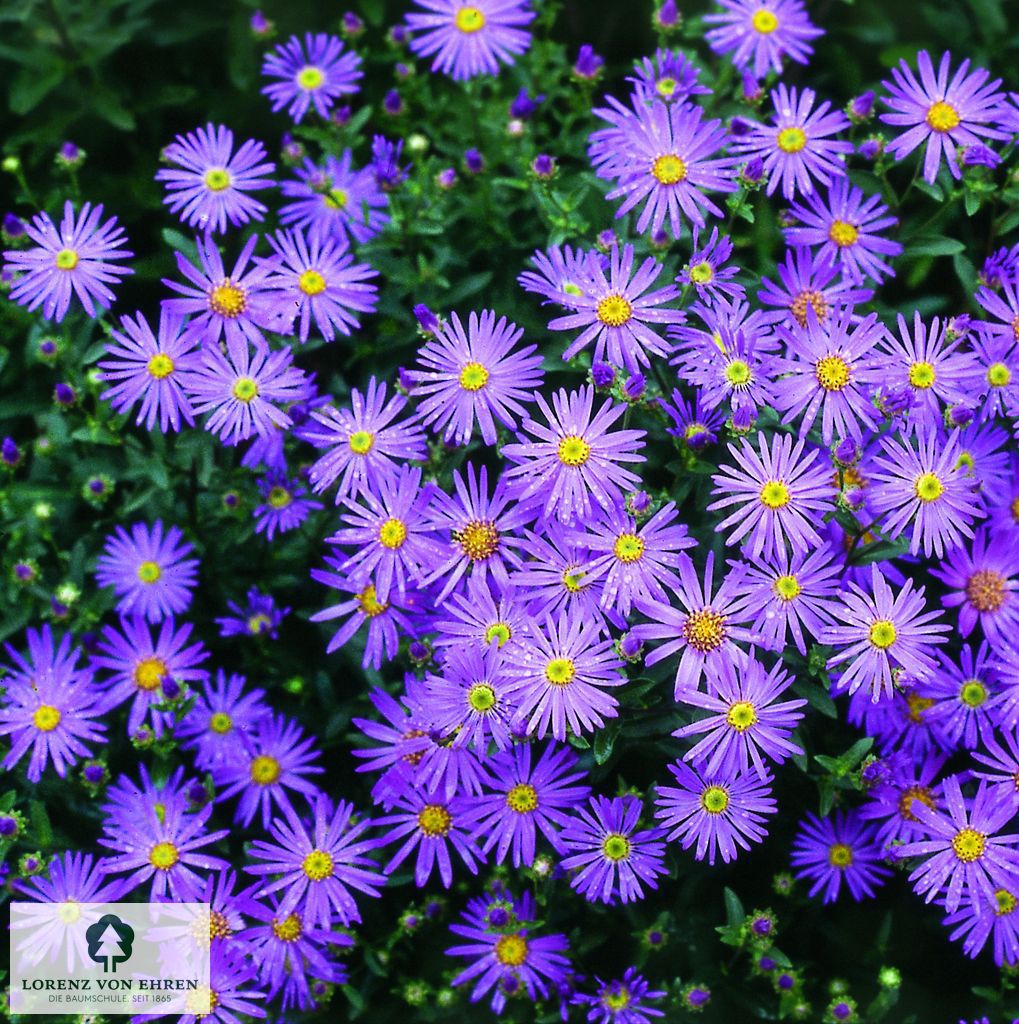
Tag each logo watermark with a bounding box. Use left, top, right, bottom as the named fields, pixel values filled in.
left=9, top=902, right=211, bottom=1015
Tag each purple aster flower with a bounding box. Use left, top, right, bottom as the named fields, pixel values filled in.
left=304, top=377, right=427, bottom=504
left=3, top=201, right=132, bottom=322
left=922, top=642, right=1000, bottom=749
left=943, top=879, right=1019, bottom=966
left=99, top=797, right=228, bottom=901
left=164, top=945, right=267, bottom=1024
left=880, top=51, right=1010, bottom=184
left=572, top=967, right=666, bottom=1024
left=758, top=247, right=872, bottom=329
left=785, top=177, right=903, bottom=285
left=627, top=48, right=709, bottom=105
left=101, top=764, right=192, bottom=833
left=406, top=0, right=535, bottom=81
left=163, top=233, right=292, bottom=352
left=446, top=889, right=571, bottom=1013
left=280, top=153, right=389, bottom=247
left=771, top=306, right=886, bottom=444
left=660, top=388, right=726, bottom=451
left=868, top=428, right=984, bottom=558
left=654, top=761, right=776, bottom=865
left=433, top=574, right=529, bottom=654
left=518, top=244, right=600, bottom=307
left=95, top=520, right=198, bottom=622
left=0, top=626, right=108, bottom=782
left=374, top=783, right=484, bottom=888
left=732, top=85, right=852, bottom=200
left=559, top=794, right=667, bottom=905
left=184, top=339, right=309, bottom=446
left=704, top=0, right=823, bottom=80
left=217, top=713, right=324, bottom=829
left=858, top=751, right=946, bottom=847
left=975, top=273, right=1019, bottom=345
left=895, top=775, right=1019, bottom=913
left=791, top=810, right=892, bottom=903
left=262, top=228, right=378, bottom=344
left=708, top=431, right=835, bottom=559
left=156, top=124, right=275, bottom=234
left=676, top=226, right=745, bottom=303
left=90, top=616, right=209, bottom=736
left=546, top=244, right=683, bottom=373
left=735, top=543, right=842, bottom=655
left=246, top=795, right=384, bottom=929
left=631, top=552, right=758, bottom=695
left=215, top=587, right=290, bottom=640
left=577, top=501, right=694, bottom=617
left=99, top=309, right=201, bottom=433
left=970, top=331, right=1019, bottom=423
left=262, top=33, right=362, bottom=123
left=176, top=669, right=271, bottom=770
left=409, top=309, right=544, bottom=445
left=502, top=386, right=645, bottom=525
left=930, top=527, right=1019, bottom=648
left=371, top=134, right=410, bottom=191
left=503, top=607, right=624, bottom=741
left=822, top=563, right=950, bottom=701
left=674, top=651, right=806, bottom=778
left=350, top=688, right=433, bottom=799
left=253, top=471, right=322, bottom=541
left=954, top=420, right=1011, bottom=495
left=590, top=97, right=735, bottom=239
left=467, top=742, right=590, bottom=866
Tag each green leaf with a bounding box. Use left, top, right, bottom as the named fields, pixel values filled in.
left=593, top=724, right=618, bottom=765
left=906, top=234, right=965, bottom=257
left=723, top=887, right=744, bottom=928
left=28, top=799, right=53, bottom=848
left=9, top=63, right=64, bottom=114
left=162, top=228, right=200, bottom=264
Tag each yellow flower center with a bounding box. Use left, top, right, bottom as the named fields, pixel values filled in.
left=760, top=480, right=791, bottom=509
left=828, top=842, right=854, bottom=868
left=651, top=153, right=687, bottom=184
left=296, top=65, right=325, bottom=90
left=133, top=657, right=167, bottom=692
left=349, top=430, right=374, bottom=454
left=602, top=832, right=631, bottom=861
left=57, top=900, right=81, bottom=925
left=995, top=889, right=1018, bottom=916
left=455, top=361, right=490, bottom=392
left=988, top=362, right=1012, bottom=388
left=203, top=168, right=231, bottom=192
left=298, top=269, right=327, bottom=296
left=726, top=700, right=757, bottom=732
left=613, top=533, right=645, bottom=563
left=545, top=657, right=576, bottom=686
left=32, top=704, right=61, bottom=732
left=725, top=359, right=751, bottom=385
left=137, top=560, right=162, bottom=584
left=454, top=6, right=486, bottom=32
left=906, top=692, right=935, bottom=723
left=791, top=289, right=829, bottom=327
left=147, top=353, right=175, bottom=379
left=456, top=519, right=500, bottom=561
left=209, top=281, right=246, bottom=318
left=209, top=910, right=231, bottom=941
left=267, top=486, right=292, bottom=510
left=773, top=574, right=801, bottom=601
left=596, top=293, right=634, bottom=327
left=868, top=619, right=897, bottom=649
left=557, top=435, right=591, bottom=466
left=700, top=785, right=730, bottom=814
left=926, top=100, right=961, bottom=133
left=506, top=783, right=538, bottom=813
left=777, top=126, right=807, bottom=153
left=324, top=189, right=348, bottom=210
left=247, top=614, right=271, bottom=634
left=418, top=803, right=453, bottom=837
left=271, top=914, right=302, bottom=942
left=562, top=567, right=587, bottom=593
left=914, top=471, right=944, bottom=503
left=605, top=988, right=632, bottom=1011
left=965, top=569, right=1006, bottom=612
left=209, top=712, right=233, bottom=735
left=898, top=785, right=935, bottom=821
left=54, top=248, right=79, bottom=270
left=960, top=680, right=988, bottom=708
left=467, top=683, right=497, bottom=712
left=485, top=622, right=512, bottom=646
left=908, top=361, right=936, bottom=389
left=149, top=841, right=180, bottom=871
left=232, top=376, right=259, bottom=403
left=357, top=584, right=388, bottom=618
left=751, top=8, right=779, bottom=32
left=656, top=77, right=678, bottom=97
left=185, top=986, right=217, bottom=1019
left=952, top=827, right=986, bottom=863
left=828, top=220, right=859, bottom=248
left=683, top=608, right=726, bottom=652
left=250, top=754, right=282, bottom=785
left=688, top=261, right=714, bottom=284
left=495, top=934, right=528, bottom=967
left=379, top=518, right=408, bottom=549
left=815, top=354, right=851, bottom=391
left=302, top=849, right=334, bottom=881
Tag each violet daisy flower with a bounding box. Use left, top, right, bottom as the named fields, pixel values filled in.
left=704, top=0, right=823, bottom=80
left=409, top=309, right=544, bottom=445
left=504, top=608, right=625, bottom=742
left=3, top=201, right=132, bottom=322
left=517, top=244, right=599, bottom=307
left=99, top=798, right=228, bottom=902
left=930, top=527, right=1019, bottom=648
left=546, top=244, right=683, bottom=373
left=822, top=563, right=950, bottom=701
left=675, top=652, right=806, bottom=778
left=176, top=669, right=271, bottom=770
left=90, top=616, right=209, bottom=736
left=785, top=177, right=903, bottom=285
left=708, top=431, right=835, bottom=560
left=660, top=388, right=727, bottom=451
left=374, top=784, right=484, bottom=888
left=975, top=274, right=1019, bottom=348
left=857, top=751, right=945, bottom=847
left=217, top=713, right=324, bottom=829
left=943, top=881, right=1019, bottom=966
left=350, top=688, right=433, bottom=799
left=502, top=386, right=645, bottom=525
left=627, top=48, right=710, bottom=105
left=156, top=124, right=275, bottom=234
left=99, top=309, right=201, bottom=433
left=215, top=587, right=290, bottom=640
left=433, top=574, right=529, bottom=654
left=406, top=0, right=535, bottom=81
left=467, top=742, right=590, bottom=866
left=246, top=795, right=385, bottom=929
left=185, top=339, right=309, bottom=446
left=791, top=810, right=892, bottom=903
left=253, top=471, right=323, bottom=540
left=895, top=775, right=1019, bottom=913
left=262, top=33, right=363, bottom=123
left=654, top=761, right=777, bottom=865
left=577, top=502, right=695, bottom=617
left=880, top=51, right=1010, bottom=184
left=95, top=520, right=199, bottom=622
left=732, top=85, right=852, bottom=200
left=771, top=306, right=886, bottom=444
left=162, top=233, right=292, bottom=352
left=0, top=626, right=108, bottom=782
left=868, top=428, right=984, bottom=558
left=280, top=153, right=389, bottom=248
left=677, top=227, right=746, bottom=303
left=758, top=247, right=872, bottom=329
left=572, top=968, right=666, bottom=1024
left=262, top=228, right=378, bottom=344
left=181, top=946, right=267, bottom=1024
left=922, top=642, right=1000, bottom=749
left=971, top=330, right=1019, bottom=423
left=631, top=552, right=759, bottom=695
left=304, top=377, right=427, bottom=504
left=559, top=795, right=667, bottom=905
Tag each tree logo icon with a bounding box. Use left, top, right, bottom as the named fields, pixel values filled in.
left=85, top=914, right=135, bottom=973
